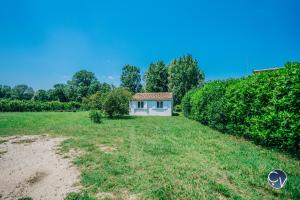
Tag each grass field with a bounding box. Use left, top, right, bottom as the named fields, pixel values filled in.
left=0, top=112, right=299, bottom=199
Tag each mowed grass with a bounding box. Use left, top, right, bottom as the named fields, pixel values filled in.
left=0, top=112, right=299, bottom=199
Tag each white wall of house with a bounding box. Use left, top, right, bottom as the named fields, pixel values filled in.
left=129, top=100, right=173, bottom=116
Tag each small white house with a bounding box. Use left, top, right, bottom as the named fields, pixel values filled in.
left=129, top=92, right=173, bottom=116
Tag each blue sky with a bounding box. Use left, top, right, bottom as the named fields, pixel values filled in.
left=0, top=0, right=299, bottom=89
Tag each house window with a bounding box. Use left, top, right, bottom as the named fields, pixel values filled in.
left=137, top=101, right=144, bottom=108
left=157, top=101, right=163, bottom=108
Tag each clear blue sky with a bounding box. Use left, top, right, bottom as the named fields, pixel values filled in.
left=0, top=0, right=299, bottom=89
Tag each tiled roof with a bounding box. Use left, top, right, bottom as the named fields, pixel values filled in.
left=132, top=92, right=173, bottom=101
left=253, top=67, right=282, bottom=73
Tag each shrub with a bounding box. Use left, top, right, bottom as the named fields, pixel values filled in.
left=89, top=110, right=102, bottom=123
left=182, top=62, right=300, bottom=155
left=174, top=104, right=182, bottom=112
left=0, top=99, right=81, bottom=112
left=82, top=92, right=106, bottom=110
left=103, top=88, right=132, bottom=118
left=65, top=192, right=94, bottom=200
left=18, top=198, right=33, bottom=200
left=181, top=88, right=197, bottom=117
left=189, top=79, right=238, bottom=131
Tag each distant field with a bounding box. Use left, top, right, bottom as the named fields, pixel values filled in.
left=0, top=112, right=299, bottom=199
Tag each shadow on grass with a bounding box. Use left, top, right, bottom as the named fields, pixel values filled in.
left=105, top=115, right=136, bottom=120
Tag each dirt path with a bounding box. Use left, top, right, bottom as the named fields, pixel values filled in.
left=0, top=135, right=80, bottom=200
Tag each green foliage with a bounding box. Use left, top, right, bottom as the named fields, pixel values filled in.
left=0, top=85, right=12, bottom=98
left=144, top=61, right=168, bottom=92
left=48, top=84, right=69, bottom=102
left=120, top=64, right=142, bottom=93
left=174, top=104, right=182, bottom=112
left=0, top=99, right=81, bottom=112
left=68, top=70, right=97, bottom=101
left=88, top=82, right=112, bottom=96
left=181, top=88, right=197, bottom=118
left=72, top=70, right=97, bottom=87
left=65, top=192, right=95, bottom=200
left=11, top=84, right=34, bottom=100
left=168, top=54, right=205, bottom=104
left=182, top=62, right=300, bottom=155
left=18, top=197, right=33, bottom=200
left=103, top=88, right=131, bottom=118
left=33, top=89, right=49, bottom=101
left=82, top=92, right=105, bottom=110
left=89, top=110, right=102, bottom=123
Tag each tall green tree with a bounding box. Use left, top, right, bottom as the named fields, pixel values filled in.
left=88, top=80, right=102, bottom=96
left=69, top=70, right=97, bottom=101
left=72, top=70, right=97, bottom=87
left=168, top=54, right=204, bottom=104
left=11, top=84, right=34, bottom=100
left=144, top=61, right=168, bottom=92
left=33, top=89, right=49, bottom=101
left=88, top=81, right=113, bottom=96
left=0, top=85, right=12, bottom=98
left=120, top=65, right=142, bottom=93
left=48, top=84, right=69, bottom=102
left=99, top=82, right=113, bottom=94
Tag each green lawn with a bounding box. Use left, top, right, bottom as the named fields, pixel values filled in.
left=0, top=112, right=299, bottom=199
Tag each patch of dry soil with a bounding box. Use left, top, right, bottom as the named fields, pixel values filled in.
left=0, top=135, right=80, bottom=200
left=98, top=144, right=117, bottom=153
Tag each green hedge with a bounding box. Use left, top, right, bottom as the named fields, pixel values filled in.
left=0, top=99, right=82, bottom=112
left=182, top=62, right=300, bottom=155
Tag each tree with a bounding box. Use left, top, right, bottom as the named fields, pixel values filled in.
left=33, top=89, right=49, bottom=101
left=168, top=54, right=204, bottom=104
left=11, top=84, right=34, bottom=100
left=64, top=83, right=78, bottom=102
left=120, top=65, right=142, bottom=93
left=99, top=82, right=113, bottom=94
left=72, top=70, right=97, bottom=87
left=88, top=81, right=113, bottom=96
left=49, top=84, right=68, bottom=102
left=144, top=61, right=168, bottom=92
left=69, top=70, right=98, bottom=101
left=103, top=88, right=132, bottom=118
left=0, top=85, right=12, bottom=98
left=88, top=80, right=102, bottom=96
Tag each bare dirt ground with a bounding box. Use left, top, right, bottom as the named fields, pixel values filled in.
left=0, top=135, right=80, bottom=200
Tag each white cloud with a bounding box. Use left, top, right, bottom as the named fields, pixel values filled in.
left=108, top=75, right=114, bottom=80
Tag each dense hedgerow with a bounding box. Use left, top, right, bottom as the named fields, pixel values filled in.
left=0, top=99, right=81, bottom=112
left=182, top=62, right=300, bottom=155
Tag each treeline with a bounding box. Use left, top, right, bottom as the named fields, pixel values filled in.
left=0, top=70, right=114, bottom=102
left=120, top=54, right=204, bottom=104
left=0, top=54, right=205, bottom=111
left=182, top=62, right=300, bottom=155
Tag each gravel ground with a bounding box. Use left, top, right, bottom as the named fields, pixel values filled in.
left=0, top=135, right=80, bottom=200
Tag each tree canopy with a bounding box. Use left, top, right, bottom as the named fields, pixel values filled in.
left=168, top=54, right=204, bottom=104
left=144, top=61, right=168, bottom=92
left=33, top=89, right=49, bottom=101
left=120, top=65, right=142, bottom=93
left=0, top=85, right=12, bottom=98
left=11, top=84, right=34, bottom=100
